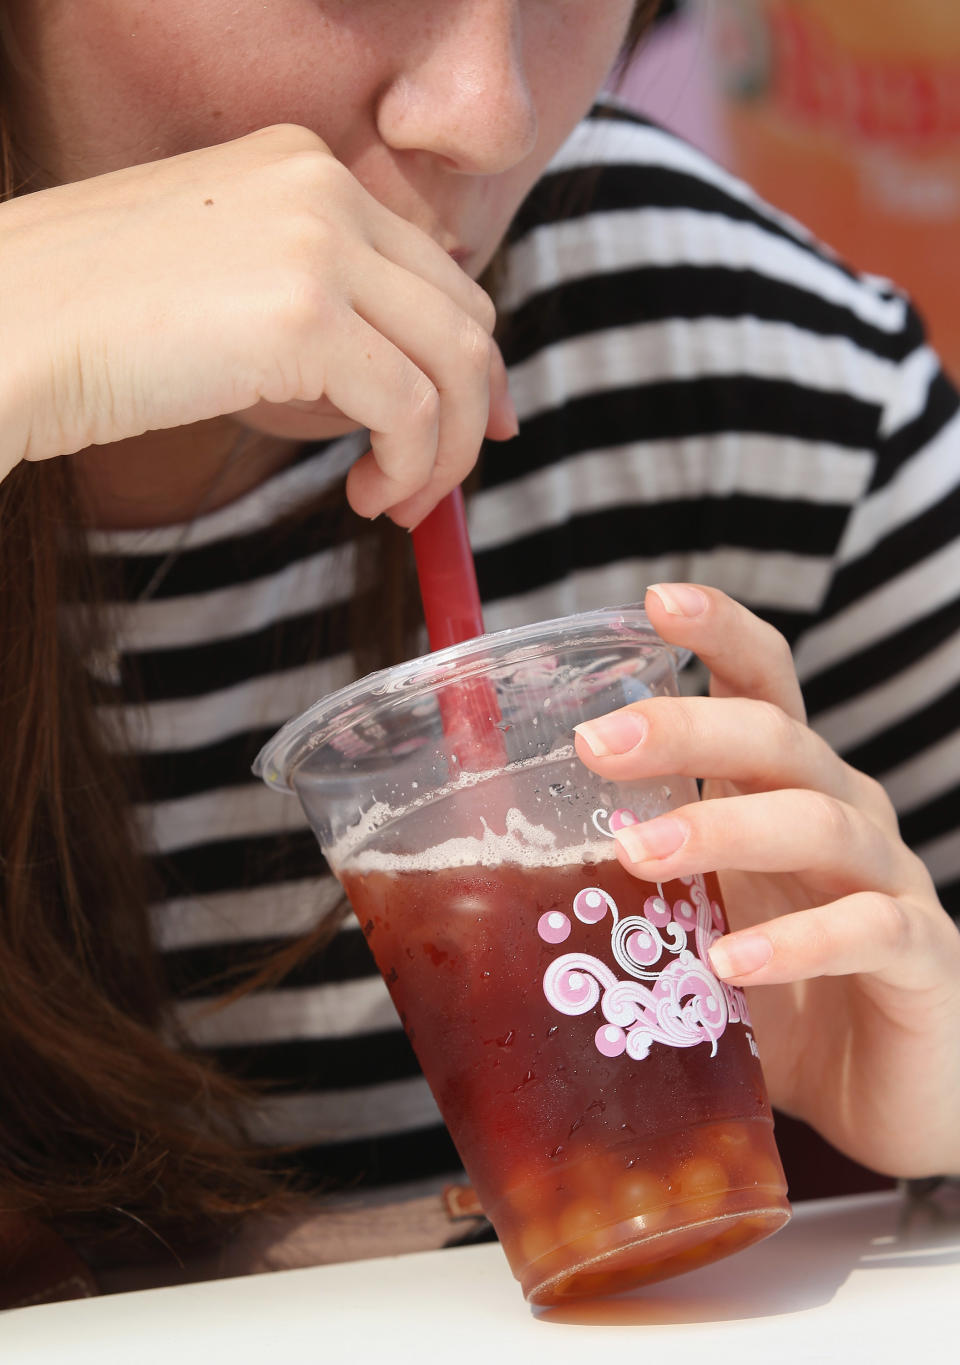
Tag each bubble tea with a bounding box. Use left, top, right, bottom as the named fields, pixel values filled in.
left=255, top=607, right=790, bottom=1304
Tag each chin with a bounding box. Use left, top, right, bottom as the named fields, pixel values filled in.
left=234, top=399, right=364, bottom=442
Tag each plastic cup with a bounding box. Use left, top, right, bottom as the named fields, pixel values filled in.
left=254, top=605, right=791, bottom=1304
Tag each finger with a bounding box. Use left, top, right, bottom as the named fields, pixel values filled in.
left=573, top=694, right=877, bottom=810
left=294, top=138, right=500, bottom=339
left=348, top=259, right=497, bottom=519
left=611, top=788, right=911, bottom=898
left=384, top=345, right=517, bottom=529
left=366, top=200, right=499, bottom=338
left=384, top=476, right=457, bottom=531
left=304, top=311, right=439, bottom=517
left=643, top=583, right=806, bottom=721
left=705, top=893, right=922, bottom=987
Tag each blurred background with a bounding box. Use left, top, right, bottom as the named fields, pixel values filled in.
left=619, top=0, right=960, bottom=384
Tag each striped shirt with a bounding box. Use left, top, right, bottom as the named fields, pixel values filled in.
left=88, top=105, right=960, bottom=1199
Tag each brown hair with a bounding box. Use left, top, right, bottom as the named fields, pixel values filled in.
left=0, top=3, right=661, bottom=1265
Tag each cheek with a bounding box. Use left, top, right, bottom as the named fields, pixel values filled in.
left=18, top=0, right=368, bottom=174
left=530, top=5, right=635, bottom=131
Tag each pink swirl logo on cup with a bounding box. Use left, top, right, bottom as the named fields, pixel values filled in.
left=537, top=808, right=751, bottom=1061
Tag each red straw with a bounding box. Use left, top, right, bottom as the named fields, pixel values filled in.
left=411, top=487, right=485, bottom=650
left=411, top=488, right=504, bottom=769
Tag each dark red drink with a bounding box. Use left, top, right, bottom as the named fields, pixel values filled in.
left=342, top=852, right=790, bottom=1304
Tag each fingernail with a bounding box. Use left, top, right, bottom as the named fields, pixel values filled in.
left=574, top=712, right=647, bottom=757
left=648, top=583, right=708, bottom=617
left=708, top=933, right=773, bottom=980
left=614, top=816, right=686, bottom=862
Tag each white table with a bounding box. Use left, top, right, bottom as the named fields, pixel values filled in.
left=5, top=1188, right=958, bottom=1364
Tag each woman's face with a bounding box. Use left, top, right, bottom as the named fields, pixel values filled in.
left=5, top=0, right=636, bottom=278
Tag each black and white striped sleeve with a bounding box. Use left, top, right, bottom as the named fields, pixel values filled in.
left=793, top=314, right=960, bottom=920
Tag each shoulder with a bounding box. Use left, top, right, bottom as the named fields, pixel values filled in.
left=498, top=101, right=954, bottom=471
left=502, top=101, right=919, bottom=375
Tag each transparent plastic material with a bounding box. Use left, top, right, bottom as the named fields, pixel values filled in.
left=255, top=606, right=790, bottom=1303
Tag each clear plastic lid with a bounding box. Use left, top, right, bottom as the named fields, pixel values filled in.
left=254, top=603, right=689, bottom=793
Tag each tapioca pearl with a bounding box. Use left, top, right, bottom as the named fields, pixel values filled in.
left=673, top=1157, right=730, bottom=1206
left=595, top=1023, right=627, bottom=1057
left=537, top=911, right=571, bottom=944
left=552, top=1155, right=612, bottom=1211
left=557, top=1197, right=604, bottom=1247
left=502, top=1173, right=540, bottom=1217
left=711, top=1121, right=753, bottom=1150
left=710, top=1123, right=754, bottom=1171
left=741, top=1153, right=787, bottom=1192
left=614, top=1170, right=666, bottom=1223
left=499, top=1180, right=536, bottom=1221
left=574, top=889, right=608, bottom=924
left=677, top=1162, right=737, bottom=1228
left=517, top=1218, right=559, bottom=1268
left=710, top=1223, right=753, bottom=1256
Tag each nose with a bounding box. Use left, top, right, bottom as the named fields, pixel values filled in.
left=375, top=1, right=539, bottom=176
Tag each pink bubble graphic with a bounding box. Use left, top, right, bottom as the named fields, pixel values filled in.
left=560, top=970, right=594, bottom=1009
left=538, top=911, right=571, bottom=945
left=574, top=888, right=611, bottom=924
left=595, top=1024, right=627, bottom=1057
left=538, top=869, right=752, bottom=1062
left=672, top=899, right=697, bottom=932
left=644, top=894, right=672, bottom=928
left=609, top=808, right=639, bottom=832
left=625, top=929, right=660, bottom=967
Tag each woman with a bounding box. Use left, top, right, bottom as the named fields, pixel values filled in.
left=0, top=0, right=957, bottom=1302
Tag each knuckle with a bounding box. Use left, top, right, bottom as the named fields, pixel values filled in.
left=857, top=771, right=899, bottom=827
left=257, top=137, right=350, bottom=207
left=764, top=620, right=793, bottom=667
left=457, top=319, right=493, bottom=376
left=643, top=696, right=698, bottom=749
left=256, top=122, right=325, bottom=154
left=271, top=273, right=327, bottom=342
left=467, top=282, right=497, bottom=334
left=297, top=209, right=341, bottom=264
left=748, top=612, right=793, bottom=671
left=671, top=698, right=703, bottom=747
left=755, top=698, right=801, bottom=756
left=405, top=371, right=440, bottom=430
left=281, top=161, right=344, bottom=215
left=805, top=790, right=855, bottom=847
left=862, top=891, right=912, bottom=954
left=738, top=621, right=799, bottom=702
